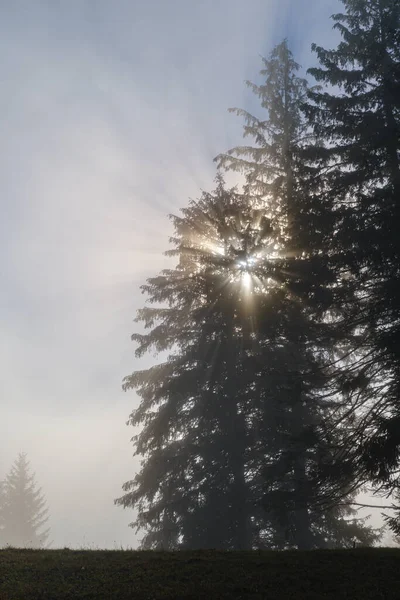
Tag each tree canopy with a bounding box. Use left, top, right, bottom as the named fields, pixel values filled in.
left=116, top=36, right=383, bottom=549
left=304, top=0, right=400, bottom=505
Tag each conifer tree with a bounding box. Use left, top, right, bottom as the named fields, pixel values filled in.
left=116, top=173, right=379, bottom=550
left=116, top=179, right=267, bottom=550
left=214, top=40, right=359, bottom=549
left=305, top=0, right=400, bottom=501
left=116, top=42, right=379, bottom=551
left=0, top=453, right=50, bottom=548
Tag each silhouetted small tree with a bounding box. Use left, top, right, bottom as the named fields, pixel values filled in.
left=0, top=453, right=50, bottom=548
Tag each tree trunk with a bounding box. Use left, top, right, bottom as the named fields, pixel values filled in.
left=292, top=400, right=313, bottom=550
left=293, top=453, right=313, bottom=550
left=231, top=411, right=252, bottom=550
left=226, top=306, right=253, bottom=551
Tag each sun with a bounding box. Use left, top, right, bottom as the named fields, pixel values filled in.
left=177, top=189, right=284, bottom=299
left=241, top=270, right=252, bottom=290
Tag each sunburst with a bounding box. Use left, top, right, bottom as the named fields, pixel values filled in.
left=176, top=187, right=287, bottom=305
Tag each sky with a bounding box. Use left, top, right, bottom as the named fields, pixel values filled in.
left=0, top=0, right=395, bottom=549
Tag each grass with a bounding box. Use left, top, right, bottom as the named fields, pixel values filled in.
left=0, top=547, right=399, bottom=599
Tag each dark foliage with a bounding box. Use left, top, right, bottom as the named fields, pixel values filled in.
left=116, top=40, right=380, bottom=551
left=303, top=0, right=400, bottom=509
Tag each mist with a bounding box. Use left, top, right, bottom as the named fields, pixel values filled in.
left=2, top=0, right=392, bottom=551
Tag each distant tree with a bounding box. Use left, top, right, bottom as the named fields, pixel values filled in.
left=0, top=453, right=50, bottom=548
left=305, top=0, right=400, bottom=506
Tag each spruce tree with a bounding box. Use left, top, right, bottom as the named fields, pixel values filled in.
left=306, top=0, right=400, bottom=500
left=0, top=453, right=50, bottom=548
left=116, top=173, right=378, bottom=550
left=116, top=179, right=265, bottom=550
left=214, top=40, right=359, bottom=549
left=116, top=39, right=380, bottom=551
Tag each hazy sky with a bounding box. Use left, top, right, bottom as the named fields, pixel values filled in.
left=2, top=0, right=390, bottom=550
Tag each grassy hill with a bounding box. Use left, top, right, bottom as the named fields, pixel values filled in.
left=0, top=547, right=399, bottom=599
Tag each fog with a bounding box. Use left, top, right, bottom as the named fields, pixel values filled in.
left=2, top=0, right=391, bottom=550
